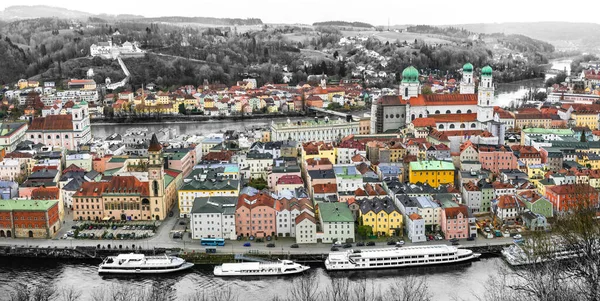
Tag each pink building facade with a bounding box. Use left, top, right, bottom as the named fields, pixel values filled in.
left=479, top=146, right=518, bottom=174
left=441, top=205, right=470, bottom=240
left=236, top=193, right=277, bottom=238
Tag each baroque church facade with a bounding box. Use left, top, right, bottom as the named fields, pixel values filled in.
left=371, top=63, right=505, bottom=142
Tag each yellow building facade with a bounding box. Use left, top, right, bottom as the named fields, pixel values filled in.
left=360, top=202, right=403, bottom=237
left=572, top=111, right=599, bottom=130
left=408, top=161, right=455, bottom=188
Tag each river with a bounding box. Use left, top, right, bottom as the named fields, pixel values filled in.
left=91, top=82, right=549, bottom=138
left=0, top=257, right=504, bottom=300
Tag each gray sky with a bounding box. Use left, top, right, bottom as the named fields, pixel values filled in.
left=0, top=0, right=598, bottom=25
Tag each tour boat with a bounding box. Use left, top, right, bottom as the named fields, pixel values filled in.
left=213, top=259, right=310, bottom=276
left=325, top=245, right=480, bottom=271
left=98, top=253, right=194, bottom=274
left=502, top=242, right=592, bottom=266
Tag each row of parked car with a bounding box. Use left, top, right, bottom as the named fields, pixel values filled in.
left=330, top=240, right=404, bottom=251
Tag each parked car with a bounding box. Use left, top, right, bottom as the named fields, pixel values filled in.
left=332, top=241, right=342, bottom=247
left=343, top=243, right=352, bottom=248
left=168, top=211, right=174, bottom=217
left=452, top=241, right=460, bottom=246
left=467, top=236, right=475, bottom=241
left=331, top=247, right=339, bottom=251
left=356, top=241, right=365, bottom=246
left=243, top=242, right=251, bottom=247
left=366, top=241, right=376, bottom=246
left=266, top=236, right=272, bottom=241
left=172, top=232, right=182, bottom=239
left=267, top=243, right=275, bottom=248
left=387, top=240, right=396, bottom=245
left=178, top=221, right=186, bottom=225
left=484, top=227, right=490, bottom=232
left=435, top=235, right=443, bottom=240
left=290, top=244, right=299, bottom=248
left=513, top=234, right=522, bottom=239
left=449, top=238, right=459, bottom=243
left=396, top=240, right=405, bottom=246
left=71, top=225, right=79, bottom=230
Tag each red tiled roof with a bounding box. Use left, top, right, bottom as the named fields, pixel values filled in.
left=313, top=183, right=337, bottom=194
left=31, top=187, right=60, bottom=200
left=497, top=195, right=524, bottom=209
left=547, top=184, right=597, bottom=195
left=377, top=95, right=407, bottom=106
left=412, top=117, right=437, bottom=128
left=445, top=205, right=468, bottom=219
left=409, top=213, right=422, bottom=221
left=305, top=157, right=333, bottom=166
left=32, top=166, right=58, bottom=172
left=63, top=164, right=85, bottom=174
left=4, top=152, right=33, bottom=159
left=74, top=176, right=149, bottom=197
left=277, top=175, right=303, bottom=185
left=237, top=193, right=276, bottom=209
left=410, top=94, right=477, bottom=106
left=202, top=151, right=234, bottom=162
left=295, top=212, right=316, bottom=224
left=28, top=115, right=73, bottom=131
left=337, top=140, right=365, bottom=151
left=492, top=181, right=515, bottom=189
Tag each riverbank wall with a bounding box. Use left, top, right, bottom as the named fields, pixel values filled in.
left=0, top=244, right=506, bottom=264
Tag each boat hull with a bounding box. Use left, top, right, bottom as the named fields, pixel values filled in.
left=325, top=253, right=480, bottom=271
left=214, top=265, right=310, bottom=277
left=98, top=262, right=194, bottom=274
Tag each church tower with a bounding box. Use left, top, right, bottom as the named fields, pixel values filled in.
left=399, top=66, right=420, bottom=101
left=460, top=63, right=475, bottom=94
left=147, top=133, right=165, bottom=218
left=477, top=65, right=494, bottom=124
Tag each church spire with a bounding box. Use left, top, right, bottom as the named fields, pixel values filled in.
left=148, top=133, right=162, bottom=152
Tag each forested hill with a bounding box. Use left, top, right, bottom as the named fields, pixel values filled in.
left=313, top=21, right=374, bottom=28
left=138, top=17, right=263, bottom=26
left=0, top=36, right=30, bottom=84
left=0, top=5, right=93, bottom=21
left=407, top=25, right=555, bottom=52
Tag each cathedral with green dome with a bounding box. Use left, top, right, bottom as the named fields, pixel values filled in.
left=371, top=62, right=503, bottom=144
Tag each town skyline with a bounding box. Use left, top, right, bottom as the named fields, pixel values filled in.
left=0, top=1, right=599, bottom=26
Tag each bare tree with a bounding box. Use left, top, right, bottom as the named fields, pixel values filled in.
left=287, top=272, right=321, bottom=301
left=9, top=284, right=56, bottom=301
left=184, top=286, right=238, bottom=301
left=485, top=184, right=600, bottom=301
left=325, top=277, right=351, bottom=301
left=57, top=286, right=82, bottom=301
left=386, top=276, right=432, bottom=301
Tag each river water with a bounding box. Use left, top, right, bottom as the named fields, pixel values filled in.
left=0, top=257, right=504, bottom=300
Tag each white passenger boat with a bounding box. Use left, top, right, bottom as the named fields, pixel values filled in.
left=213, top=260, right=310, bottom=276
left=325, top=245, right=480, bottom=270
left=502, top=242, right=591, bottom=266
left=98, top=253, right=194, bottom=274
